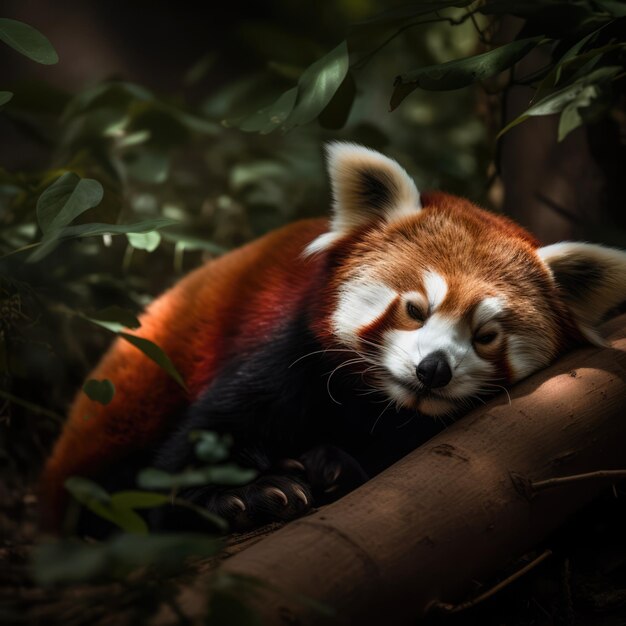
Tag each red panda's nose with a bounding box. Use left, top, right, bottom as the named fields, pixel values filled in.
left=416, top=351, right=452, bottom=389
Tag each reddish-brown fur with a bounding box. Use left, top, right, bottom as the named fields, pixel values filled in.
left=41, top=219, right=328, bottom=530
left=41, top=192, right=581, bottom=530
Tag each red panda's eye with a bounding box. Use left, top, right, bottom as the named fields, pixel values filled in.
left=474, top=331, right=498, bottom=345
left=406, top=302, right=425, bottom=322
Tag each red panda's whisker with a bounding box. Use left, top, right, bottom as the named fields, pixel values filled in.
left=324, top=357, right=370, bottom=405
left=289, top=348, right=361, bottom=369
left=370, top=398, right=395, bottom=435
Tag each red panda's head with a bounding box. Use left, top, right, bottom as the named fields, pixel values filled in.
left=310, top=143, right=626, bottom=417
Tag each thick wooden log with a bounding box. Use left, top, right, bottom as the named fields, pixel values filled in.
left=178, top=316, right=626, bottom=625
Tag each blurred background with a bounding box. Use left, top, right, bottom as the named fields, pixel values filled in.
left=1, top=1, right=625, bottom=623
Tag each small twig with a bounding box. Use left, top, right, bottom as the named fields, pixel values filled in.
left=531, top=470, right=626, bottom=492
left=351, top=11, right=477, bottom=71
left=430, top=549, right=553, bottom=614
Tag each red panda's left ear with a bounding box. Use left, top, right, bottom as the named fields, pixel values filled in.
left=305, top=142, right=421, bottom=254
left=538, top=242, right=626, bottom=346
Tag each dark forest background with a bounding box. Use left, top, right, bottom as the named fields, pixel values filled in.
left=1, top=1, right=626, bottom=624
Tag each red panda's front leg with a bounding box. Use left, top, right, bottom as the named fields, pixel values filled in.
left=149, top=444, right=368, bottom=532
left=145, top=324, right=370, bottom=532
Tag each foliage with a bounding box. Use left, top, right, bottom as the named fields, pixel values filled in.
left=33, top=532, right=223, bottom=584
left=1, top=3, right=621, bottom=623
left=0, top=3, right=490, bottom=483
left=239, top=0, right=625, bottom=142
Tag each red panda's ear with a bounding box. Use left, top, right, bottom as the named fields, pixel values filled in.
left=305, top=142, right=421, bottom=254
left=538, top=242, right=626, bottom=346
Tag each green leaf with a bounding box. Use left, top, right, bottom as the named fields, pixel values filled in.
left=558, top=84, right=600, bottom=141
left=65, top=476, right=148, bottom=534
left=602, top=0, right=626, bottom=16
left=118, top=332, right=187, bottom=390
left=86, top=305, right=141, bottom=332
left=237, top=87, right=298, bottom=134
left=191, top=430, right=232, bottom=464
left=37, top=173, right=104, bottom=235
left=498, top=66, right=621, bottom=137
left=98, top=505, right=149, bottom=534
left=0, top=18, right=58, bottom=64
left=83, top=379, right=115, bottom=405
left=33, top=534, right=223, bottom=586
left=0, top=91, right=13, bottom=106
left=391, top=37, right=542, bottom=109
left=27, top=218, right=177, bottom=262
left=65, top=476, right=111, bottom=507
left=285, top=40, right=350, bottom=128
left=554, top=28, right=606, bottom=83
left=354, top=1, right=473, bottom=25
left=170, top=498, right=228, bottom=532
left=137, top=463, right=257, bottom=490
left=110, top=491, right=170, bottom=509
left=33, top=540, right=110, bottom=586
left=126, top=231, right=161, bottom=252
left=318, top=71, right=356, bottom=129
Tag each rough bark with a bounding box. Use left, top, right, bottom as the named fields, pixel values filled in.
left=171, top=315, right=626, bottom=625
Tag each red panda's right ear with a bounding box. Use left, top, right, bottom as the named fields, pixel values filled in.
left=538, top=242, right=626, bottom=346
left=305, top=142, right=421, bottom=255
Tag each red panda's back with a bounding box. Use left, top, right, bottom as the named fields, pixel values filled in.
left=40, top=218, right=328, bottom=530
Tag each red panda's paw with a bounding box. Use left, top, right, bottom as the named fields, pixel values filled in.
left=296, top=444, right=369, bottom=505
left=208, top=474, right=313, bottom=532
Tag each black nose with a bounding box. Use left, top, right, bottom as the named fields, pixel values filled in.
left=416, top=351, right=452, bottom=389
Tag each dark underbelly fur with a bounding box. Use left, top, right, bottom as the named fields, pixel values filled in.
left=86, top=312, right=448, bottom=535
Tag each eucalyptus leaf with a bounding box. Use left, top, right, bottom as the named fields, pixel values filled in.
left=137, top=463, right=257, bottom=490
left=285, top=40, right=350, bottom=128
left=554, top=26, right=607, bottom=82
left=27, top=218, right=177, bottom=262
left=391, top=37, right=542, bottom=108
left=33, top=534, right=223, bottom=585
left=93, top=505, right=149, bottom=534
left=171, top=498, right=228, bottom=532
left=65, top=476, right=148, bottom=534
left=498, top=66, right=621, bottom=137
left=83, top=379, right=115, bottom=405
left=191, top=430, right=232, bottom=464
left=86, top=305, right=141, bottom=332
left=37, top=173, right=104, bottom=235
left=118, top=332, right=187, bottom=390
left=65, top=476, right=111, bottom=506
left=110, top=491, right=170, bottom=509
left=126, top=231, right=161, bottom=252
left=0, top=18, right=58, bottom=65
left=558, top=84, right=600, bottom=141
left=0, top=91, right=13, bottom=106
left=354, top=0, right=473, bottom=25
left=161, top=230, right=227, bottom=255
left=318, top=71, right=356, bottom=129
left=602, top=0, right=626, bottom=16
left=33, top=540, right=110, bottom=586
left=238, top=87, right=298, bottom=134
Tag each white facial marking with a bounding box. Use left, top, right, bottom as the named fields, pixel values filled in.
left=473, top=296, right=505, bottom=328
left=423, top=270, right=448, bottom=311
left=332, top=280, right=397, bottom=348
left=507, top=334, right=553, bottom=381
left=380, top=295, right=512, bottom=415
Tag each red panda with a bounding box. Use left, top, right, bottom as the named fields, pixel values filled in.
left=41, top=143, right=626, bottom=534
